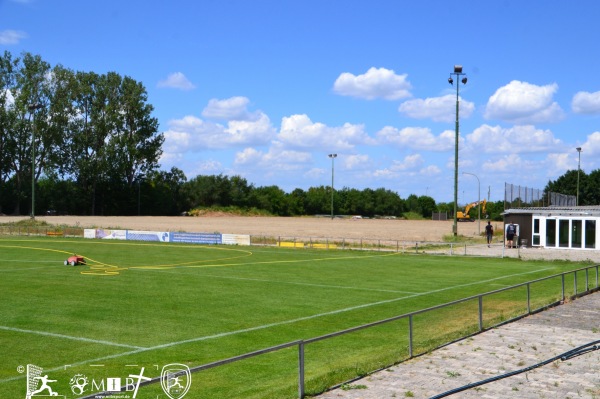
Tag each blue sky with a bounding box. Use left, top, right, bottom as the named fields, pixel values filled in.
left=2, top=0, right=600, bottom=203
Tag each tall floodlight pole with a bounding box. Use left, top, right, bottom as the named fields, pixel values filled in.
left=576, top=147, right=582, bottom=206
left=462, top=172, right=481, bottom=235
left=448, top=65, right=467, bottom=236
left=28, top=103, right=43, bottom=220
left=328, top=154, right=337, bottom=219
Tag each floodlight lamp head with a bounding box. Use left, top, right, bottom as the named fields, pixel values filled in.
left=454, top=65, right=463, bottom=73
left=576, top=147, right=582, bottom=152
left=462, top=77, right=468, bottom=85
left=448, top=77, right=453, bottom=85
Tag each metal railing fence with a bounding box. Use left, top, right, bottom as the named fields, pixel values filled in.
left=83, top=264, right=599, bottom=399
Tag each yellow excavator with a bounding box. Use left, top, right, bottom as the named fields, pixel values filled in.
left=457, top=199, right=487, bottom=222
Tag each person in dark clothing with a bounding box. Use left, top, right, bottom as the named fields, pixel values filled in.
left=506, top=222, right=516, bottom=248
left=485, top=221, right=494, bottom=247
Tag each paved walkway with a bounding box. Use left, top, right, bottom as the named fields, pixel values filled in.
left=421, top=242, right=600, bottom=263
left=317, top=292, right=600, bottom=399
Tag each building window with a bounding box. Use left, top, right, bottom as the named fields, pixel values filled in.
left=559, top=220, right=570, bottom=247
left=585, top=220, right=596, bottom=249
left=532, top=218, right=541, bottom=246
left=546, top=219, right=556, bottom=247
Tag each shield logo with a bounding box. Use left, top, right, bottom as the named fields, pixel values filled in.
left=160, top=363, right=192, bottom=399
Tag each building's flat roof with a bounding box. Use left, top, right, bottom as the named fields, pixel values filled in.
left=504, top=206, right=600, bottom=217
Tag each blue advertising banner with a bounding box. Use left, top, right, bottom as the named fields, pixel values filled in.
left=126, top=230, right=170, bottom=242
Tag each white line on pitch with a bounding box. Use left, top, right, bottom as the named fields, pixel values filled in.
left=0, top=267, right=552, bottom=384
left=0, top=326, right=146, bottom=350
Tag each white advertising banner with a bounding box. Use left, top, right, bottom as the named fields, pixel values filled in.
left=222, top=234, right=251, bottom=246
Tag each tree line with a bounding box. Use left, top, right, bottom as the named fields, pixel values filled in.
left=1, top=51, right=592, bottom=221
left=0, top=51, right=162, bottom=216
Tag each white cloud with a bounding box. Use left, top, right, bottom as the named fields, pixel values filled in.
left=163, top=110, right=276, bottom=154
left=303, top=168, right=326, bottom=180
left=484, top=80, right=564, bottom=123
left=333, top=67, right=412, bottom=100
left=545, top=153, right=572, bottom=174
left=467, top=124, right=563, bottom=153
left=398, top=94, right=475, bottom=123
left=278, top=114, right=373, bottom=150
left=373, top=154, right=425, bottom=178
left=233, top=146, right=312, bottom=171
left=233, top=147, right=263, bottom=165
left=582, top=132, right=600, bottom=156
left=482, top=153, right=525, bottom=172
left=157, top=72, right=196, bottom=90
left=420, top=165, right=441, bottom=175
left=0, top=30, right=27, bottom=45
left=376, top=126, right=455, bottom=151
left=343, top=154, right=370, bottom=170
left=202, top=96, right=255, bottom=120
left=572, top=91, right=600, bottom=114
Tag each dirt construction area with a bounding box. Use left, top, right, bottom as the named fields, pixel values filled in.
left=0, top=215, right=488, bottom=242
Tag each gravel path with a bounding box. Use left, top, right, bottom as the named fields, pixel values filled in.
left=316, top=292, right=600, bottom=399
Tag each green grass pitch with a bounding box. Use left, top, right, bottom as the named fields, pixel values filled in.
left=0, top=236, right=586, bottom=398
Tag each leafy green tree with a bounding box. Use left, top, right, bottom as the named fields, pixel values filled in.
left=287, top=188, right=306, bottom=216
left=485, top=200, right=504, bottom=221
left=304, top=185, right=330, bottom=215
left=585, top=169, right=600, bottom=205
left=544, top=169, right=581, bottom=205
left=338, top=187, right=362, bottom=216
left=416, top=195, right=436, bottom=218
left=404, top=194, right=420, bottom=215
left=250, top=185, right=287, bottom=215
left=144, top=167, right=187, bottom=215
left=0, top=51, right=19, bottom=213
left=1, top=52, right=55, bottom=215
left=372, top=188, right=403, bottom=216
left=105, top=75, right=163, bottom=187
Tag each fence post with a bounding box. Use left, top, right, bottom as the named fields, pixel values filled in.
left=298, top=341, right=305, bottom=398
left=478, top=296, right=483, bottom=331
left=526, top=283, right=531, bottom=314
left=408, top=315, right=413, bottom=358
left=574, top=272, right=578, bottom=296
left=586, top=268, right=589, bottom=292
left=596, top=265, right=599, bottom=289
left=561, top=274, right=565, bottom=301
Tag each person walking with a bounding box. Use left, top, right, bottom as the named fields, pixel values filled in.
left=506, top=222, right=516, bottom=248
left=485, top=221, right=494, bottom=247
